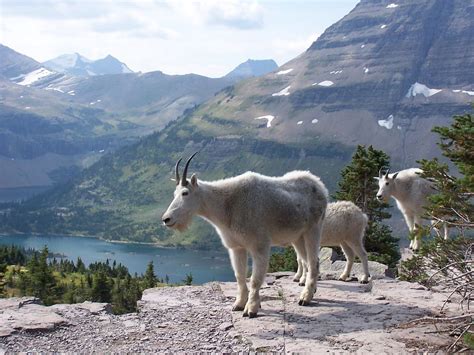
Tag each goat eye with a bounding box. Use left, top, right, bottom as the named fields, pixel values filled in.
left=385, top=182, right=389, bottom=186
left=182, top=191, right=189, bottom=196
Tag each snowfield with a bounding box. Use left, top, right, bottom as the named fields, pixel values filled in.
left=378, top=115, right=394, bottom=129
left=406, top=83, right=442, bottom=98
left=313, top=80, right=334, bottom=87
left=254, top=115, right=275, bottom=128
left=276, top=68, right=293, bottom=75
left=13, top=68, right=54, bottom=86
left=272, top=86, right=291, bottom=97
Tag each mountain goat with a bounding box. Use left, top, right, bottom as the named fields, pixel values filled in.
left=162, top=153, right=328, bottom=318
left=375, top=168, right=446, bottom=251
left=293, top=201, right=370, bottom=284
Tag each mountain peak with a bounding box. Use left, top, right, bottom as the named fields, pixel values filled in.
left=225, top=58, right=278, bottom=79
left=43, top=53, right=133, bottom=76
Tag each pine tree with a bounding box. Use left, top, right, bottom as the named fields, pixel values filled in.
left=91, top=271, right=112, bottom=303
left=418, top=112, right=473, bottom=234
left=29, top=247, right=57, bottom=305
left=143, top=261, right=157, bottom=289
left=334, top=145, right=400, bottom=267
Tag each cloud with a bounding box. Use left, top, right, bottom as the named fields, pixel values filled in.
left=89, top=14, right=179, bottom=40
left=170, top=0, right=264, bottom=30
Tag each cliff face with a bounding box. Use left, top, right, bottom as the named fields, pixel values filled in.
left=0, top=273, right=460, bottom=352
left=190, top=0, right=474, bottom=167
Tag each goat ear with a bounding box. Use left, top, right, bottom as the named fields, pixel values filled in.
left=190, top=173, right=198, bottom=187
left=392, top=172, right=399, bottom=180
left=373, top=177, right=380, bottom=181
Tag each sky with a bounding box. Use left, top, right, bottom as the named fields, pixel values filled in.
left=0, top=0, right=359, bottom=77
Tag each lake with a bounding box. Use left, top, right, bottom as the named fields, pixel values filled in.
left=0, top=234, right=235, bottom=284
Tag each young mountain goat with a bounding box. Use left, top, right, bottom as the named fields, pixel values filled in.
left=293, top=201, right=370, bottom=284
left=375, top=168, right=447, bottom=251
left=162, top=153, right=328, bottom=318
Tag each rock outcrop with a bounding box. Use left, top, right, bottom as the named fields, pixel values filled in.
left=0, top=271, right=459, bottom=352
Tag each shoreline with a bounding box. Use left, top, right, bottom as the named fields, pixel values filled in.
left=0, top=231, right=225, bottom=253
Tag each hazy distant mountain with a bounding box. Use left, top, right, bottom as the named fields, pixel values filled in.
left=43, top=53, right=133, bottom=76
left=0, top=46, right=235, bottom=189
left=6, top=0, right=472, bottom=246
left=224, top=59, right=278, bottom=79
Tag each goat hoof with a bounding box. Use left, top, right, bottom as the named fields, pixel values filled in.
left=292, top=278, right=300, bottom=282
left=242, top=311, right=248, bottom=317
left=232, top=305, right=245, bottom=311
left=298, top=299, right=310, bottom=306
left=359, top=280, right=369, bottom=284
left=248, top=312, right=257, bottom=318
left=298, top=282, right=305, bottom=286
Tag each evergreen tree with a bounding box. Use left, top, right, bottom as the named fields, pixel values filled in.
left=29, top=247, right=58, bottom=305
left=418, top=112, right=473, bottom=234
left=91, top=271, right=112, bottom=303
left=334, top=145, right=400, bottom=267
left=143, top=261, right=157, bottom=289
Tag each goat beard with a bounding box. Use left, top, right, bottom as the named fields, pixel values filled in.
left=173, top=215, right=193, bottom=232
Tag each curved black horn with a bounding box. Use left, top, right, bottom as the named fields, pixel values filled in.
left=181, top=151, right=198, bottom=186
left=174, top=158, right=182, bottom=185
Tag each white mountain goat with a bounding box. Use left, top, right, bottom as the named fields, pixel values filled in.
left=375, top=168, right=447, bottom=251
left=293, top=201, right=370, bottom=284
left=162, top=153, right=328, bottom=318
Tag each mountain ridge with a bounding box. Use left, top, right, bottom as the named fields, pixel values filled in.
left=43, top=53, right=133, bottom=76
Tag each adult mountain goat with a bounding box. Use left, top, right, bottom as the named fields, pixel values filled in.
left=293, top=201, right=370, bottom=284
left=375, top=168, right=446, bottom=251
left=162, top=153, right=328, bottom=318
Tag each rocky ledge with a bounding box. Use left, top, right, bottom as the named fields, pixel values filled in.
left=0, top=269, right=460, bottom=352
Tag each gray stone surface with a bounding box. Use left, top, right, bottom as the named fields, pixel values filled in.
left=0, top=277, right=458, bottom=352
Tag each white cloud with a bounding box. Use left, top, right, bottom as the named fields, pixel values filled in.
left=169, top=0, right=264, bottom=29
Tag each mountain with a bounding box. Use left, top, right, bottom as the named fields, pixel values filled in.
left=224, top=59, right=278, bottom=79
left=0, top=44, right=42, bottom=79
left=2, top=0, right=473, bottom=247
left=43, top=53, right=133, bottom=76
left=0, top=46, right=237, bottom=190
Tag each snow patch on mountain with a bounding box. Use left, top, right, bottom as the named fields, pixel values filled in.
left=378, top=115, right=394, bottom=129
left=276, top=68, right=293, bottom=75
left=297, top=121, right=303, bottom=125
left=380, top=24, right=387, bottom=29
left=313, top=80, right=334, bottom=87
left=255, top=115, right=275, bottom=128
left=387, top=4, right=399, bottom=9
left=453, top=89, right=474, bottom=96
left=14, top=68, right=54, bottom=86
left=311, top=119, right=319, bottom=124
left=272, top=86, right=291, bottom=97
left=406, top=83, right=442, bottom=98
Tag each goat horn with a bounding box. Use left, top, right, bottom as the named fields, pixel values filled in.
left=181, top=151, right=198, bottom=186
left=385, top=168, right=390, bottom=177
left=175, top=158, right=182, bottom=185
left=378, top=168, right=383, bottom=178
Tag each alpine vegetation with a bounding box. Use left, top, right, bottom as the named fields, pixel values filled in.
left=375, top=168, right=446, bottom=250
left=162, top=153, right=328, bottom=317
left=293, top=201, right=370, bottom=284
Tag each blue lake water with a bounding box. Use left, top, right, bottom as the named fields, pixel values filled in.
left=0, top=234, right=235, bottom=284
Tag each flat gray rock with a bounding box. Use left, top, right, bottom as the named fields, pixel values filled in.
left=0, top=277, right=458, bottom=352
